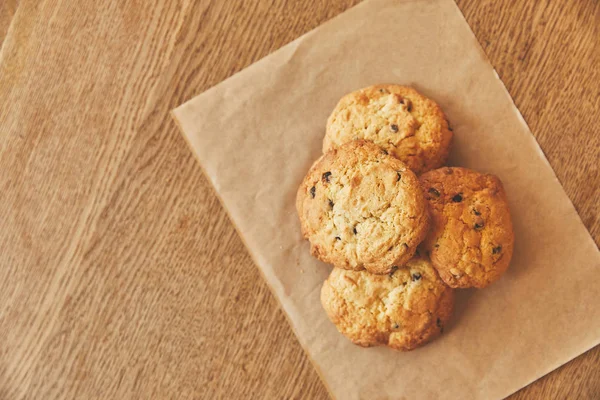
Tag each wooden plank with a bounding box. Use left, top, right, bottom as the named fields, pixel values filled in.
left=0, top=0, right=597, bottom=399
left=0, top=0, right=19, bottom=47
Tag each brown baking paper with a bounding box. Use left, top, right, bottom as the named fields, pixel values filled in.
left=172, top=0, right=600, bottom=398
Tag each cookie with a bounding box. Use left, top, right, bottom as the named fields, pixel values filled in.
left=296, top=140, right=429, bottom=274
left=419, top=167, right=514, bottom=288
left=320, top=256, right=454, bottom=351
left=324, top=84, right=453, bottom=175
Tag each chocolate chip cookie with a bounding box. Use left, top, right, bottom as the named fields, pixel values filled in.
left=296, top=140, right=429, bottom=274
left=320, top=256, right=454, bottom=351
left=419, top=167, right=514, bottom=288
left=324, top=84, right=452, bottom=174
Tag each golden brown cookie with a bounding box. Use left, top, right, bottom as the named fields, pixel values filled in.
left=419, top=167, right=514, bottom=288
left=324, top=84, right=452, bottom=174
left=296, top=140, right=429, bottom=274
left=320, top=256, right=454, bottom=351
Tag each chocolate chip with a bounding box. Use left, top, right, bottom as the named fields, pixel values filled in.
left=452, top=193, right=463, bottom=202
left=428, top=188, right=440, bottom=197
left=436, top=318, right=442, bottom=327
left=397, top=172, right=402, bottom=182
left=474, top=222, right=484, bottom=230
left=335, top=236, right=341, bottom=241
left=353, top=226, right=357, bottom=234
left=390, top=124, right=399, bottom=132
left=407, top=104, right=412, bottom=112
left=412, top=273, right=421, bottom=281
left=399, top=98, right=405, bottom=104
left=493, top=245, right=502, bottom=254
left=434, top=243, right=440, bottom=248
left=329, top=199, right=334, bottom=208
left=473, top=209, right=481, bottom=216
left=393, top=323, right=400, bottom=329
left=322, top=171, right=332, bottom=183
left=310, top=186, right=316, bottom=198
left=389, top=266, right=399, bottom=277
left=381, top=149, right=388, bottom=155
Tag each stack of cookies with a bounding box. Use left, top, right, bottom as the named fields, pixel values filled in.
left=296, top=84, right=514, bottom=351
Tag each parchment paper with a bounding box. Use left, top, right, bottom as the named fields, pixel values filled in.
left=172, top=0, right=600, bottom=398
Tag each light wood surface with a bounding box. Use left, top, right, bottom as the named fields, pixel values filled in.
left=0, top=0, right=598, bottom=399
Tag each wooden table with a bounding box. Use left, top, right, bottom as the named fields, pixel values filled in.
left=1, top=0, right=598, bottom=398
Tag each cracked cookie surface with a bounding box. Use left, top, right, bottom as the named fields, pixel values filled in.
left=419, top=167, right=514, bottom=288
left=320, top=256, right=454, bottom=351
left=323, top=84, right=452, bottom=174
left=296, top=140, right=429, bottom=274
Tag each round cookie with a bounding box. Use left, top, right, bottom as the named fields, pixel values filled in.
left=296, top=140, right=429, bottom=274
left=320, top=256, right=454, bottom=351
left=419, top=167, right=514, bottom=288
left=324, top=84, right=453, bottom=175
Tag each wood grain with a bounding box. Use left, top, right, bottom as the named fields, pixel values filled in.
left=0, top=0, right=598, bottom=399
left=0, top=0, right=18, bottom=47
